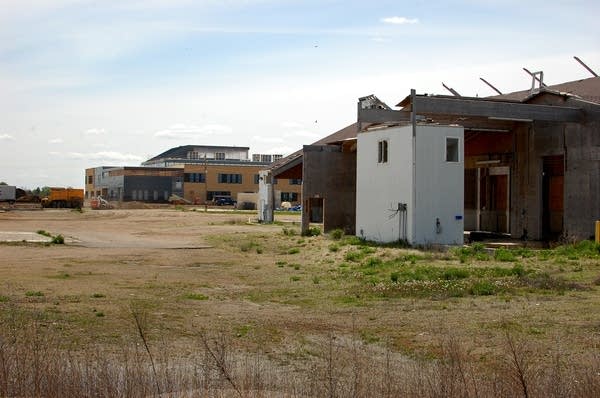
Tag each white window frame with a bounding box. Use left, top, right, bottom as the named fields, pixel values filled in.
left=445, top=137, right=460, bottom=163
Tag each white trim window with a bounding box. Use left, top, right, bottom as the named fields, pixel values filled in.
left=446, top=137, right=460, bottom=162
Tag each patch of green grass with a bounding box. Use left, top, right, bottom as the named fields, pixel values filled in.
left=37, top=230, right=52, bottom=237
left=288, top=247, right=300, bottom=255
left=0, top=295, right=9, bottom=302
left=345, top=250, right=368, bottom=262
left=234, top=324, right=252, bottom=338
left=95, top=311, right=105, bottom=317
left=240, top=240, right=262, bottom=253
left=50, top=272, right=71, bottom=279
left=494, top=248, right=517, bottom=262
left=303, top=226, right=321, bottom=237
left=329, top=243, right=340, bottom=252
left=312, top=276, right=320, bottom=284
left=553, top=240, right=600, bottom=259
left=341, top=236, right=364, bottom=246
left=455, top=243, right=489, bottom=262
left=91, top=293, right=105, bottom=298
left=396, top=253, right=427, bottom=264
left=330, top=229, right=344, bottom=240
left=290, top=276, right=301, bottom=282
left=25, top=290, right=44, bottom=297
left=363, top=256, right=383, bottom=268
left=442, top=267, right=470, bottom=280
left=51, top=234, right=65, bottom=244
left=469, top=280, right=497, bottom=296
left=184, top=293, right=209, bottom=301
left=282, top=227, right=298, bottom=236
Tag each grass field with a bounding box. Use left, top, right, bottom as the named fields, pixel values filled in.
left=1, top=208, right=599, bottom=396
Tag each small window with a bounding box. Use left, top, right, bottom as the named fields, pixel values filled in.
left=218, top=173, right=242, bottom=184
left=254, top=174, right=260, bottom=184
left=378, top=140, right=388, bottom=163
left=446, top=137, right=459, bottom=162
left=281, top=192, right=299, bottom=202
left=215, top=152, right=225, bottom=160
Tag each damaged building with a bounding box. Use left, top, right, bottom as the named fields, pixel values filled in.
left=262, top=74, right=600, bottom=244
left=360, top=76, right=600, bottom=243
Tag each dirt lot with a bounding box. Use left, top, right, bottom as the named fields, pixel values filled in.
left=1, top=207, right=600, bottom=395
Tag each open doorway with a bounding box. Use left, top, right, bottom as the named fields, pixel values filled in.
left=542, top=155, right=564, bottom=240
left=464, top=167, right=510, bottom=233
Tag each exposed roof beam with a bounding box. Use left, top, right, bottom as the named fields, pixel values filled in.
left=479, top=77, right=503, bottom=95
left=357, top=107, right=412, bottom=124
left=573, top=56, right=598, bottom=77
left=411, top=96, right=585, bottom=123
left=523, top=68, right=547, bottom=87
left=442, top=82, right=461, bottom=97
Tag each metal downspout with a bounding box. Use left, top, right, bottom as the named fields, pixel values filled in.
left=411, top=89, right=417, bottom=243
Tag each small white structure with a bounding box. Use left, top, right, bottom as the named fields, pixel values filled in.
left=257, top=170, right=274, bottom=222
left=356, top=124, right=464, bottom=245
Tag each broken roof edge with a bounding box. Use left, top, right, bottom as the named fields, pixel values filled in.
left=396, top=92, right=524, bottom=109
left=265, top=122, right=358, bottom=172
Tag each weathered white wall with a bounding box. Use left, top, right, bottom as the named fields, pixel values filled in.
left=356, top=124, right=464, bottom=245
left=414, top=125, right=464, bottom=245
left=356, top=125, right=414, bottom=243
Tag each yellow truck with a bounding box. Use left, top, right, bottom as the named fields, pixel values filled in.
left=41, top=188, right=84, bottom=208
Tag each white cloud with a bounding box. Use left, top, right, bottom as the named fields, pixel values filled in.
left=0, top=133, right=15, bottom=141
left=381, top=16, right=419, bottom=25
left=48, top=138, right=63, bottom=144
left=85, top=128, right=106, bottom=135
left=154, top=123, right=232, bottom=139
left=66, top=151, right=143, bottom=162
left=48, top=151, right=60, bottom=156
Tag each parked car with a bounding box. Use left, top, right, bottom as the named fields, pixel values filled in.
left=215, top=197, right=236, bottom=206
left=288, top=204, right=302, bottom=212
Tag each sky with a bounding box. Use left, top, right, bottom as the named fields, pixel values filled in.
left=1, top=0, right=599, bottom=189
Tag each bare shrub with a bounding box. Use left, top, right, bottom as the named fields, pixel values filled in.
left=1, top=311, right=600, bottom=397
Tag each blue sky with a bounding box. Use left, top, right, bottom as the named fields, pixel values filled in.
left=1, top=0, right=599, bottom=188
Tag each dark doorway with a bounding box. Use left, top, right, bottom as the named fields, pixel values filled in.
left=542, top=155, right=564, bottom=240
left=308, top=197, right=324, bottom=223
